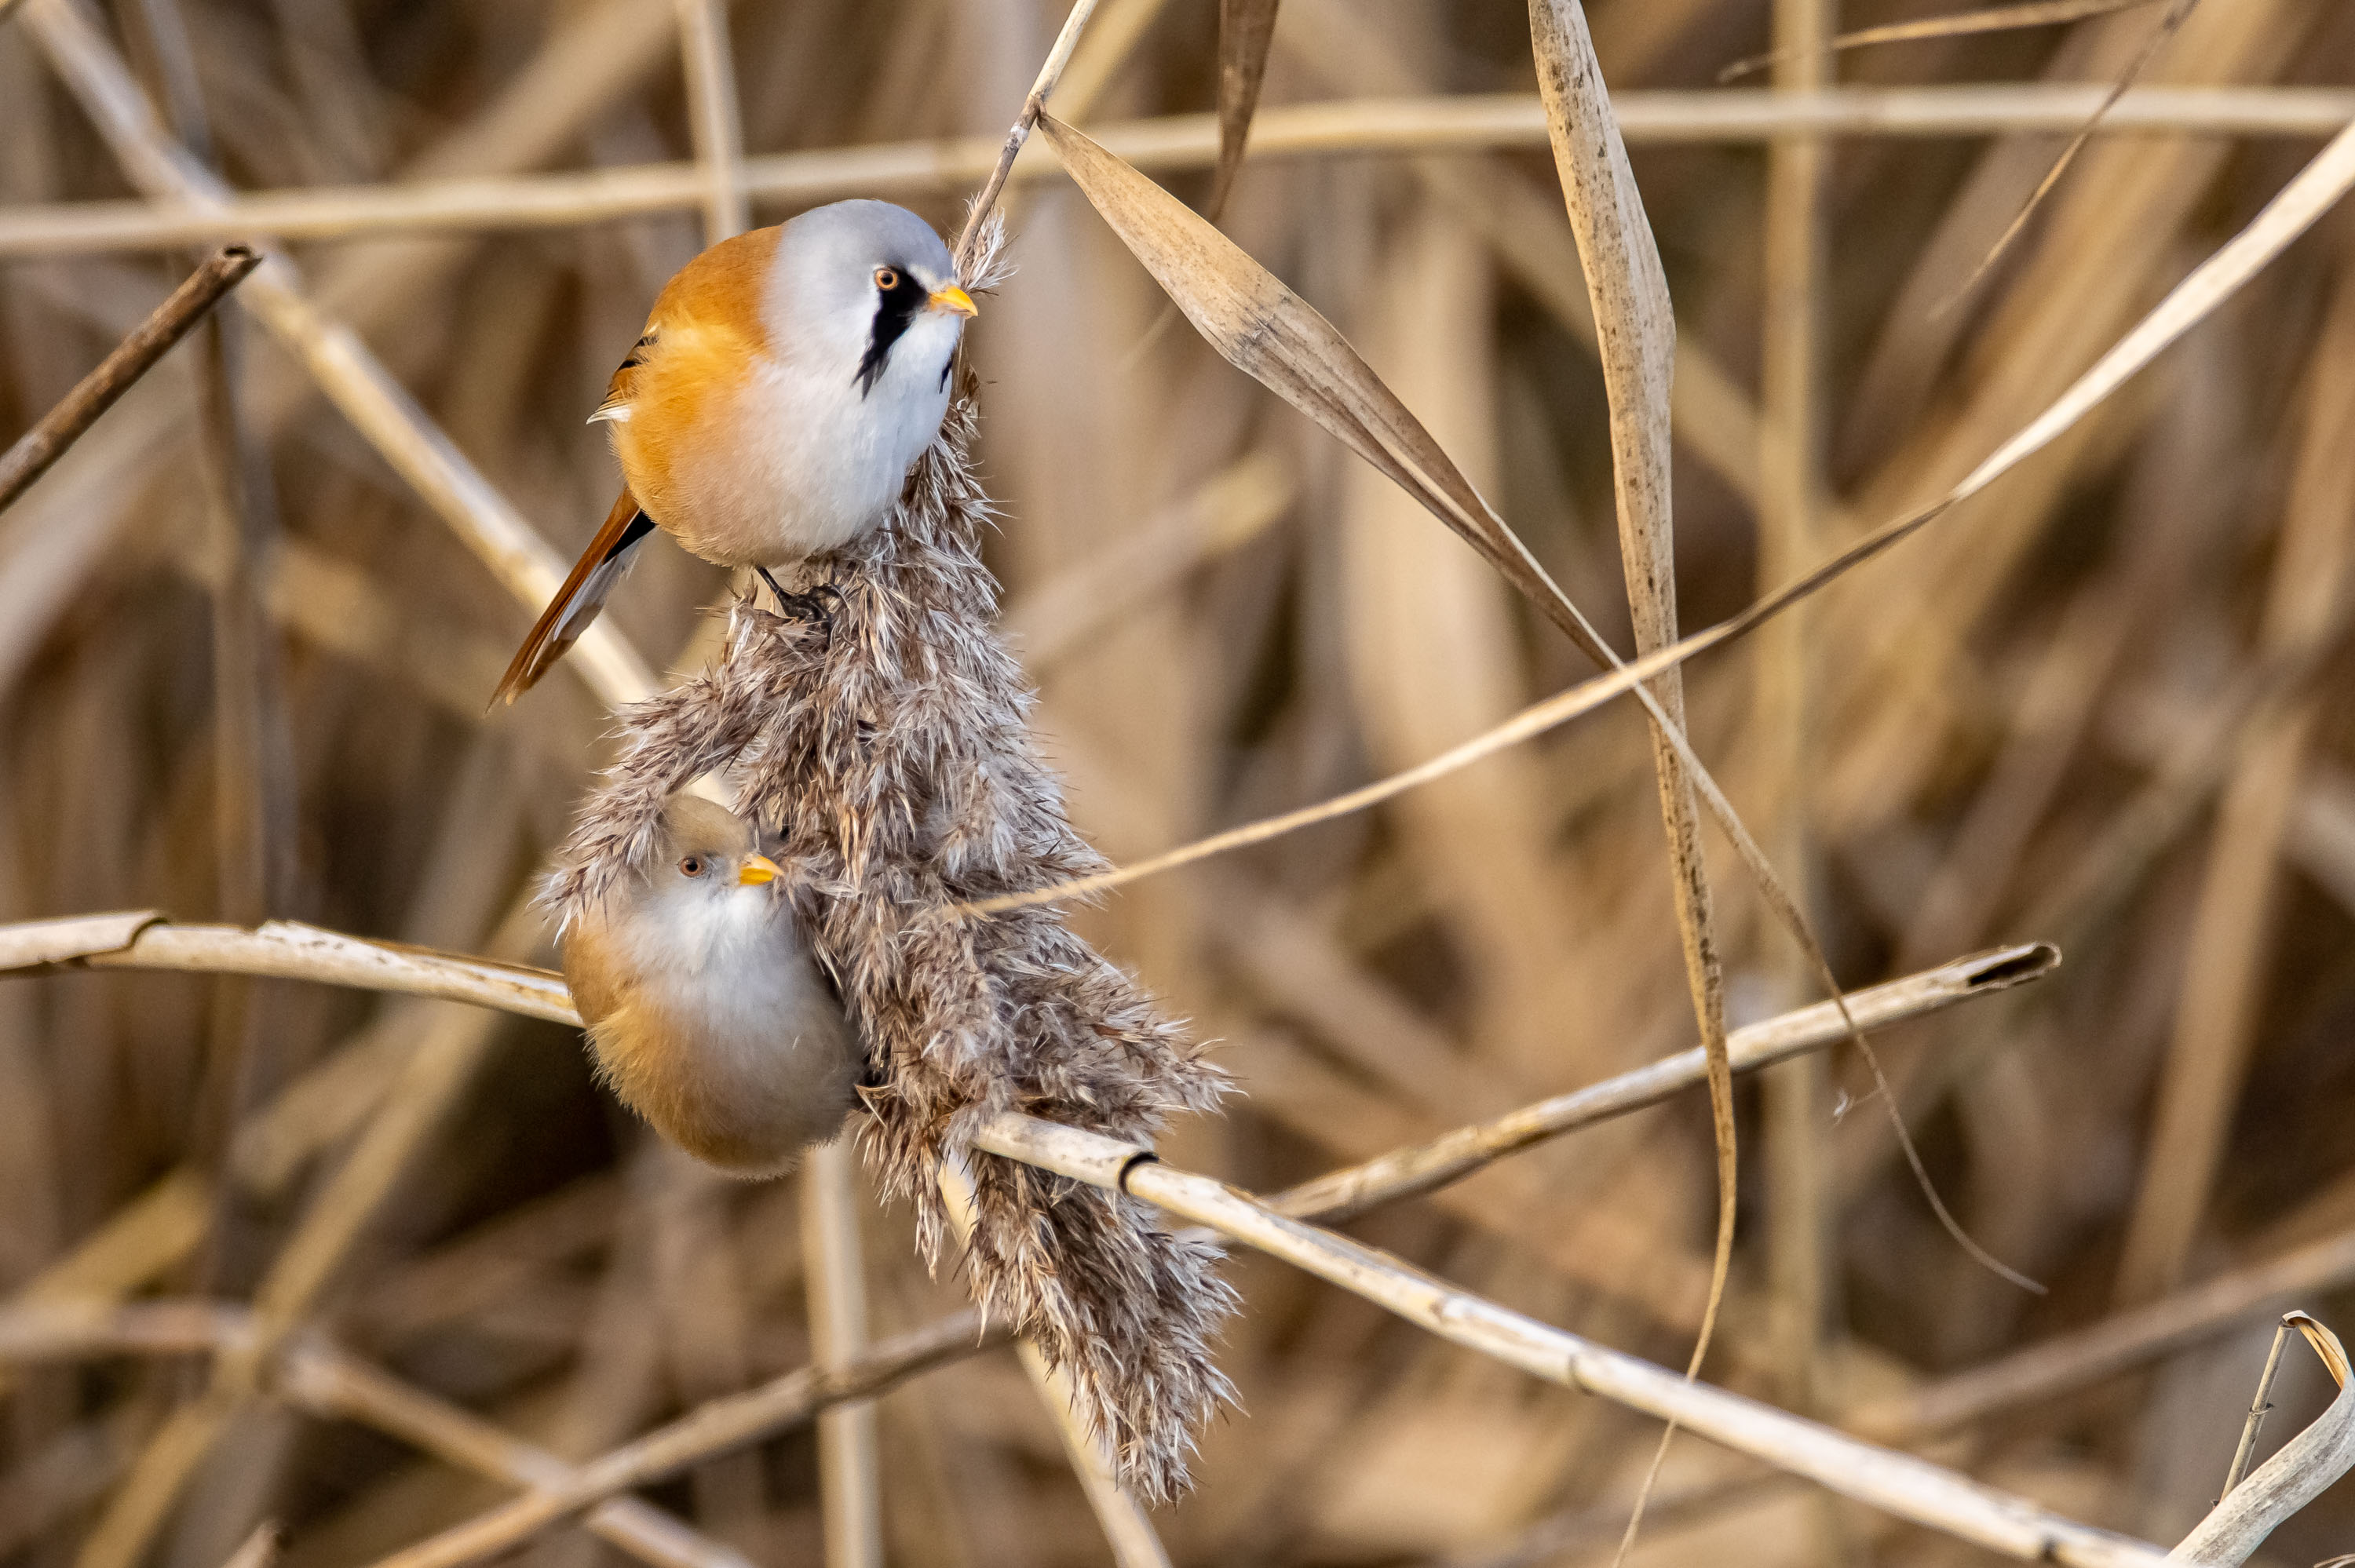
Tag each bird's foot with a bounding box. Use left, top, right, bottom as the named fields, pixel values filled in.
left=754, top=571, right=842, bottom=638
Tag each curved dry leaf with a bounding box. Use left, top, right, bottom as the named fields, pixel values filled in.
left=1035, top=112, right=1571, bottom=630
left=1526, top=5, right=1731, bottom=1556
left=2287, top=1311, right=2352, bottom=1389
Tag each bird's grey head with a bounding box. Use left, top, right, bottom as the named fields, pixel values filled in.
left=767, top=199, right=975, bottom=401
left=641, top=794, right=782, bottom=907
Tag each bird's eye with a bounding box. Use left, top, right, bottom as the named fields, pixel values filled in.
left=679, top=855, right=706, bottom=877
left=874, top=266, right=900, bottom=291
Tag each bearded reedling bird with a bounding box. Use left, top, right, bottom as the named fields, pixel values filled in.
left=494, top=199, right=979, bottom=704
left=560, top=793, right=863, bottom=1176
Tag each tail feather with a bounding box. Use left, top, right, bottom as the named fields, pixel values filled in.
left=492, top=488, right=654, bottom=706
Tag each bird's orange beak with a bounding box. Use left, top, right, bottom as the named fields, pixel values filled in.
left=928, top=285, right=979, bottom=319
left=738, top=853, right=782, bottom=887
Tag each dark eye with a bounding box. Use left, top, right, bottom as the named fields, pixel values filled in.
left=679, top=855, right=706, bottom=877
left=874, top=266, right=900, bottom=291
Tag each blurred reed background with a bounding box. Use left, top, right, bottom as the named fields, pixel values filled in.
left=5, top=0, right=2355, bottom=1564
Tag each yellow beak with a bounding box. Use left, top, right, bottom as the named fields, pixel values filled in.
left=928, top=285, right=979, bottom=319
left=738, top=853, right=781, bottom=887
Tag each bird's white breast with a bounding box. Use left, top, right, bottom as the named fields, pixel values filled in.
left=580, top=885, right=860, bottom=1174
left=681, top=316, right=958, bottom=567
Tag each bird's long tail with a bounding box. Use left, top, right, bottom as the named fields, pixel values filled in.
left=492, top=487, right=653, bottom=706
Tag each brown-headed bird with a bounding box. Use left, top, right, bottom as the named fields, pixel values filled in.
left=560, top=793, right=860, bottom=1176
left=495, top=199, right=977, bottom=703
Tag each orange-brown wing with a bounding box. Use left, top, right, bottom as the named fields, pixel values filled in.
left=490, top=487, right=653, bottom=707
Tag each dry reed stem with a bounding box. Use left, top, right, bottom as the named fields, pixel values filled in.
left=5, top=89, right=2353, bottom=258
left=1852, top=1228, right=2355, bottom=1441
left=1265, top=942, right=2054, bottom=1220
left=0, top=913, right=2049, bottom=1242
left=350, top=1311, right=1001, bottom=1568
left=671, top=0, right=748, bottom=244
left=2218, top=1318, right=2295, bottom=1500
left=976, top=1113, right=2174, bottom=1568
left=1049, top=0, right=1177, bottom=122
left=1756, top=0, right=1835, bottom=1442
left=951, top=0, right=1102, bottom=272
left=0, top=913, right=577, bottom=1023
left=803, top=1141, right=882, bottom=1568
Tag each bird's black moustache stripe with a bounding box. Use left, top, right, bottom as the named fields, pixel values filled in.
left=855, top=270, right=932, bottom=397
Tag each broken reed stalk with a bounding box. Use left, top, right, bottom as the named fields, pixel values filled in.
left=975, top=1113, right=2175, bottom=1568
left=2221, top=1319, right=2295, bottom=1499
left=0, top=243, right=257, bottom=513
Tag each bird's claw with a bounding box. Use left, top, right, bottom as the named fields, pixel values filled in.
left=754, top=571, right=843, bottom=638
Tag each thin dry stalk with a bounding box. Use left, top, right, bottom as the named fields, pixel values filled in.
left=0, top=243, right=256, bottom=512
left=349, top=1311, right=1001, bottom=1568
left=1850, top=1228, right=2355, bottom=1439
left=952, top=0, right=1103, bottom=272
left=1718, top=0, right=2162, bottom=82
left=2220, top=1319, right=2294, bottom=1499
left=8, top=89, right=2355, bottom=259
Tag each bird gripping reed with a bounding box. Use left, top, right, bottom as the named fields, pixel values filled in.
left=547, top=365, right=1235, bottom=1499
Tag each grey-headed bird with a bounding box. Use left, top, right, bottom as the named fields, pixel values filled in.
left=560, top=794, right=860, bottom=1176
left=496, top=199, right=977, bottom=703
